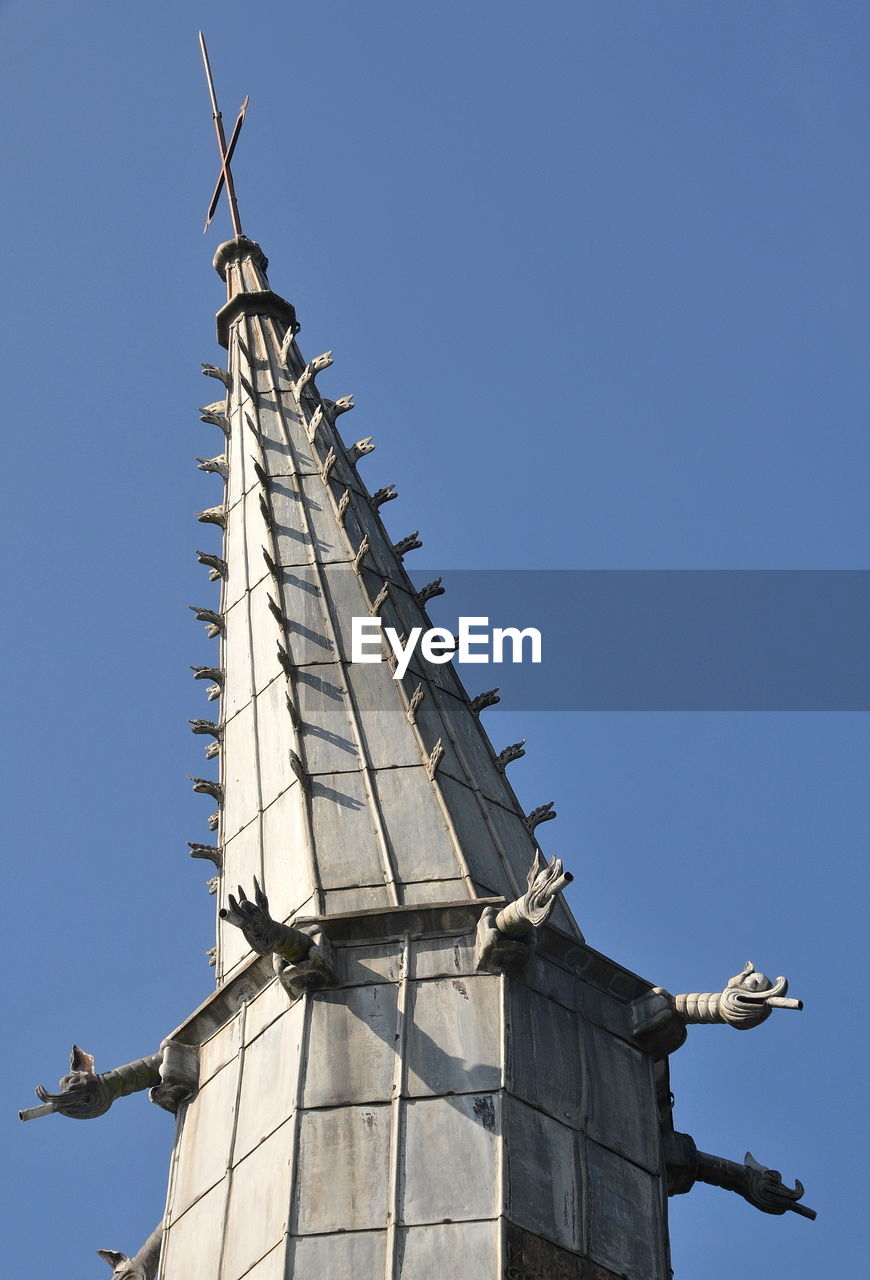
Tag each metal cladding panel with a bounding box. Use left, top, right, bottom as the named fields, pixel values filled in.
left=336, top=941, right=403, bottom=986
left=259, top=782, right=314, bottom=924
left=525, top=952, right=579, bottom=1013
left=158, top=1181, right=227, bottom=1279
left=221, top=702, right=260, bottom=840
left=254, top=677, right=301, bottom=802
left=405, top=976, right=501, bottom=1097
left=508, top=986, right=582, bottom=1128
left=505, top=1095, right=581, bottom=1253
left=303, top=983, right=399, bottom=1108
left=249, top=576, right=285, bottom=694
left=581, top=1022, right=659, bottom=1174
left=220, top=599, right=252, bottom=721
left=235, top=1242, right=286, bottom=1280
left=234, top=1004, right=304, bottom=1162
left=198, top=1011, right=242, bottom=1087
left=585, top=1140, right=666, bottom=1280
left=402, top=876, right=468, bottom=904
left=436, top=774, right=521, bottom=899
left=298, top=708, right=361, bottom=776
left=310, top=771, right=387, bottom=889
left=400, top=1094, right=501, bottom=1225
left=289, top=1230, right=388, bottom=1279
left=411, top=935, right=477, bottom=980
left=373, top=766, right=463, bottom=883
left=243, top=976, right=289, bottom=1043
left=398, top=1221, right=500, bottom=1279
left=323, top=883, right=395, bottom=912
left=294, top=1103, right=392, bottom=1234
left=222, top=1121, right=294, bottom=1280
left=170, top=1058, right=239, bottom=1217
left=344, top=669, right=436, bottom=770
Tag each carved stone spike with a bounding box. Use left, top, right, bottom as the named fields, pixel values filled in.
left=285, top=691, right=301, bottom=731
left=190, top=665, right=224, bottom=686
left=196, top=550, right=227, bottom=580
left=370, top=581, right=390, bottom=616
left=306, top=404, right=323, bottom=442
left=262, top=547, right=280, bottom=580
left=393, top=531, right=422, bottom=559
left=207, top=811, right=220, bottom=831
left=20, top=1045, right=162, bottom=1122
left=206, top=948, right=217, bottom=966
left=348, top=436, right=375, bottom=462
left=267, top=593, right=289, bottom=628
left=336, top=488, right=351, bottom=523
left=188, top=842, right=223, bottom=869
left=258, top=492, right=271, bottom=525
left=190, top=776, right=224, bottom=804
left=206, top=684, right=221, bottom=702
left=352, top=534, right=370, bottom=573
left=196, top=505, right=227, bottom=529
left=196, top=454, right=228, bottom=478
left=206, top=876, right=219, bottom=894
left=324, top=394, right=355, bottom=419
left=189, top=719, right=222, bottom=740
left=470, top=688, right=501, bottom=713
left=495, top=852, right=573, bottom=936
left=204, top=742, right=220, bottom=760
left=406, top=683, right=425, bottom=725
left=495, top=740, right=526, bottom=770
left=295, top=350, right=333, bottom=395
left=526, top=801, right=557, bottom=831
left=371, top=484, right=397, bottom=509
left=672, top=961, right=803, bottom=1030
left=416, top=577, right=445, bottom=606
left=201, top=361, right=231, bottom=388
left=277, top=644, right=294, bottom=678
left=199, top=407, right=230, bottom=435
left=289, top=750, right=309, bottom=791
left=425, top=738, right=444, bottom=781
left=320, top=447, right=336, bottom=484
left=238, top=370, right=256, bottom=400
left=279, top=326, right=295, bottom=367
left=245, top=410, right=262, bottom=442
left=189, top=606, right=225, bottom=638
left=253, top=458, right=269, bottom=489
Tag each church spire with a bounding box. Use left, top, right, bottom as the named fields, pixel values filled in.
left=192, top=229, right=581, bottom=983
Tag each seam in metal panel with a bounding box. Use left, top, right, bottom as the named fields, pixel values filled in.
left=216, top=1001, right=248, bottom=1280
left=384, top=934, right=411, bottom=1279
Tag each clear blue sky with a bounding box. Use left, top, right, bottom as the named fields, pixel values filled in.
left=1, top=2, right=867, bottom=1277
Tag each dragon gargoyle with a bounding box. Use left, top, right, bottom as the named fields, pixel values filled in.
left=20, top=1040, right=198, bottom=1122
left=97, top=1223, right=163, bottom=1280
left=476, top=852, right=573, bottom=975
left=20, top=1045, right=162, bottom=1121
left=664, top=1129, right=816, bottom=1219
left=631, top=960, right=803, bottom=1056
left=220, top=877, right=336, bottom=999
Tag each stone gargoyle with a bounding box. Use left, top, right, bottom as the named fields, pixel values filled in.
left=663, top=1128, right=816, bottom=1220
left=220, top=877, right=336, bottom=999
left=19, top=1040, right=197, bottom=1122
left=476, top=852, right=573, bottom=976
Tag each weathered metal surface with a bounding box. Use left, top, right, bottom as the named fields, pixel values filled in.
left=401, top=1093, right=501, bottom=1224
left=406, top=976, right=501, bottom=1096
left=506, top=1096, right=580, bottom=1251
left=294, top=1104, right=392, bottom=1234
left=221, top=1122, right=294, bottom=1279
left=159, top=1184, right=227, bottom=1277
left=169, top=1057, right=238, bottom=1216
left=584, top=1140, right=666, bottom=1280
left=303, top=984, right=398, bottom=1107
left=233, top=1005, right=303, bottom=1161
left=289, top=1230, right=387, bottom=1278
left=398, top=1221, right=499, bottom=1278
left=509, top=986, right=582, bottom=1127
left=581, top=1022, right=659, bottom=1173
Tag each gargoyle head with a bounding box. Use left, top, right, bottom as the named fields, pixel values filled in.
left=34, top=1045, right=112, bottom=1119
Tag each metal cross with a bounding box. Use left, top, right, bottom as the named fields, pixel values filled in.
left=199, top=32, right=248, bottom=236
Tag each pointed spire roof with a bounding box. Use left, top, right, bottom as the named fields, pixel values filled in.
left=194, top=234, right=581, bottom=981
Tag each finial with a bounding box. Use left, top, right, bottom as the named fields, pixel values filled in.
left=199, top=32, right=247, bottom=237
left=495, top=740, right=525, bottom=771
left=348, top=436, right=375, bottom=463
left=526, top=801, right=557, bottom=831
left=372, top=485, right=397, bottom=509
left=469, top=688, right=500, bottom=713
